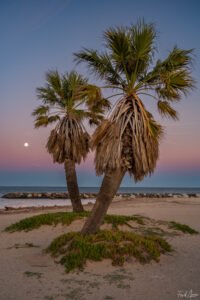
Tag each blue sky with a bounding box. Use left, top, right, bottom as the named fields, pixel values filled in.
left=0, top=0, right=200, bottom=187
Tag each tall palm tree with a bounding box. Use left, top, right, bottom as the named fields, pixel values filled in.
left=75, top=20, right=195, bottom=233
left=33, top=70, right=110, bottom=212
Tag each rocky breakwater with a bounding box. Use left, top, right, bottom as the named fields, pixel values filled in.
left=2, top=192, right=97, bottom=199
left=2, top=192, right=200, bottom=199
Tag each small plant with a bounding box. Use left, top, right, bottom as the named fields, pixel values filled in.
left=104, top=214, right=145, bottom=229
left=7, top=243, right=40, bottom=249
left=47, top=230, right=172, bottom=272
left=169, top=221, right=198, bottom=234
left=24, top=271, right=42, bottom=279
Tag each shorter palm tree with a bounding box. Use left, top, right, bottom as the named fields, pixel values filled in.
left=33, top=70, right=110, bottom=212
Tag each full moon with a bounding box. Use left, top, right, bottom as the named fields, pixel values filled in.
left=24, top=142, right=29, bottom=147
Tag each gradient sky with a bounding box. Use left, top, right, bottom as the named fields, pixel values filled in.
left=0, top=0, right=200, bottom=187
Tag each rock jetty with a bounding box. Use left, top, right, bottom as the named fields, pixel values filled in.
left=2, top=192, right=200, bottom=199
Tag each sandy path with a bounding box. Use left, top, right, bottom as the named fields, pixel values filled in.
left=0, top=197, right=200, bottom=300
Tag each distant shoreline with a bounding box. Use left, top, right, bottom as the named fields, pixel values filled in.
left=2, top=191, right=200, bottom=199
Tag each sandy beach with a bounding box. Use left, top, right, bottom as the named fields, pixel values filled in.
left=0, top=197, right=200, bottom=300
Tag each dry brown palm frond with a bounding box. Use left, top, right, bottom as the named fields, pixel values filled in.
left=46, top=116, right=90, bottom=164
left=91, top=95, right=163, bottom=181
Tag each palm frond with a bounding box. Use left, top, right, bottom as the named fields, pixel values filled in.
left=34, top=116, right=49, bottom=128
left=130, top=20, right=156, bottom=81
left=74, top=49, right=123, bottom=86
left=36, top=86, right=59, bottom=105
left=104, top=26, right=131, bottom=75
left=156, top=69, right=194, bottom=101
left=32, top=105, right=49, bottom=116
left=156, top=46, right=193, bottom=72
left=34, top=115, right=60, bottom=128
left=157, top=101, right=178, bottom=120
left=141, top=47, right=195, bottom=100
left=46, top=70, right=63, bottom=98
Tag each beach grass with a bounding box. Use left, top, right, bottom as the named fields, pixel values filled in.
left=5, top=212, right=198, bottom=236
left=4, top=212, right=147, bottom=232
left=4, top=211, right=199, bottom=273
left=169, top=221, right=198, bottom=234
left=47, top=230, right=172, bottom=272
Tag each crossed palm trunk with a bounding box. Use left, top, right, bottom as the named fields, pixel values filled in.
left=82, top=168, right=125, bottom=234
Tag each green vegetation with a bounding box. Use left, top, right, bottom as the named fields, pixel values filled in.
left=4, top=212, right=147, bottom=232
left=47, top=230, right=172, bottom=272
left=5, top=211, right=89, bottom=232
left=169, top=221, right=198, bottom=234
left=24, top=271, right=42, bottom=279
left=7, top=242, right=40, bottom=249
left=5, top=212, right=198, bottom=236
left=5, top=212, right=198, bottom=273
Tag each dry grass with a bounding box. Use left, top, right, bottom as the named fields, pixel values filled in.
left=91, top=95, right=162, bottom=181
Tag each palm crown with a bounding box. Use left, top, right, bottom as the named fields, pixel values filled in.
left=75, top=20, right=194, bottom=180
left=32, top=70, right=110, bottom=164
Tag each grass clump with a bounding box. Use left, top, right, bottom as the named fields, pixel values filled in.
left=104, top=214, right=145, bottom=229
left=4, top=212, right=146, bottom=232
left=47, top=230, right=172, bottom=272
left=24, top=271, right=42, bottom=279
left=169, top=221, right=198, bottom=234
left=5, top=212, right=89, bottom=232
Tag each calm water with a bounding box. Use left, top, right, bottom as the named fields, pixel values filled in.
left=0, top=186, right=200, bottom=209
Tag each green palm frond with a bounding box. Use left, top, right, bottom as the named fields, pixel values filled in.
left=155, top=69, right=194, bottom=101
left=36, top=87, right=58, bottom=104
left=70, top=109, right=88, bottom=122
left=157, top=101, right=178, bottom=120
left=32, top=105, right=49, bottom=116
left=75, top=84, right=102, bottom=103
left=34, top=115, right=60, bottom=128
left=74, top=49, right=123, bottom=86
left=130, top=20, right=156, bottom=60
left=129, top=20, right=156, bottom=81
left=64, top=71, right=88, bottom=98
left=75, top=20, right=157, bottom=88
left=46, top=70, right=62, bottom=98
left=104, top=26, right=131, bottom=75
left=142, top=47, right=195, bottom=101
left=74, top=19, right=195, bottom=182
left=34, top=116, right=49, bottom=128
left=157, top=46, right=193, bottom=72
left=48, top=115, right=60, bottom=123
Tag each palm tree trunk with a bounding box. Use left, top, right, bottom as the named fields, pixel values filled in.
left=81, top=168, right=125, bottom=234
left=64, top=159, right=84, bottom=212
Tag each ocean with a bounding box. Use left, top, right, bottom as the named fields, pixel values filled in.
left=0, top=186, right=200, bottom=209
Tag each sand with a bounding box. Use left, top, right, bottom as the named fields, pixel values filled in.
left=0, top=197, right=200, bottom=300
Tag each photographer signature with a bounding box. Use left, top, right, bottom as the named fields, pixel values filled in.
left=177, top=290, right=199, bottom=299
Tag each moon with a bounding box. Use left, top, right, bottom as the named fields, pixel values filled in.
left=24, top=142, right=29, bottom=147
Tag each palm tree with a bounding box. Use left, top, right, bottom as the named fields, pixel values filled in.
left=75, top=20, right=195, bottom=233
left=33, top=70, right=110, bottom=212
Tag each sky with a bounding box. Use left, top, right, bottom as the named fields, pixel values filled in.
left=0, top=0, right=200, bottom=187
